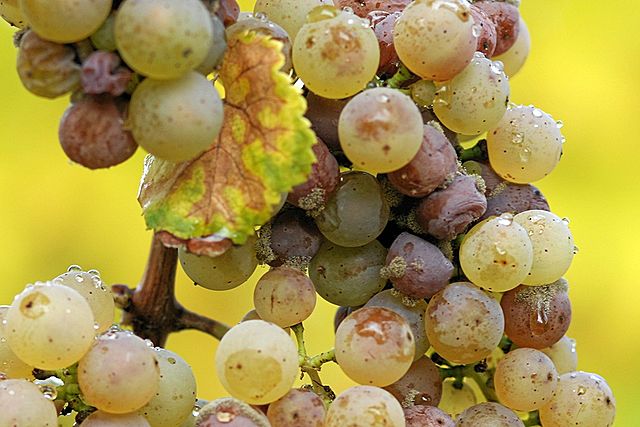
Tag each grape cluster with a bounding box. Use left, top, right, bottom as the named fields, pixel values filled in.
left=0, top=0, right=616, bottom=426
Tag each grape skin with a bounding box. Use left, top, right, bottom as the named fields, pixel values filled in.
left=335, top=0, right=410, bottom=17
left=0, top=306, right=33, bottom=379
left=266, top=388, right=326, bottom=427
left=267, top=209, right=323, bottom=266
left=425, top=282, right=504, bottom=365
left=0, top=379, right=58, bottom=426
left=216, top=320, right=298, bottom=405
left=369, top=10, right=402, bottom=76
left=404, top=405, right=454, bottom=427
left=384, top=356, right=443, bottom=407
left=455, top=402, right=524, bottom=426
left=83, top=411, right=151, bottom=426
left=473, top=1, right=520, bottom=56
left=6, top=282, right=95, bottom=370
left=539, top=372, right=616, bottom=427
left=335, top=307, right=415, bottom=386
left=493, top=18, right=530, bottom=78
left=195, top=397, right=271, bottom=426
left=304, top=93, right=349, bottom=151
left=540, top=335, right=578, bottom=374
left=0, top=0, right=27, bottom=28
left=469, top=4, right=497, bottom=57
left=196, top=15, right=228, bottom=76
left=325, top=385, right=405, bottom=427
left=254, top=0, right=334, bottom=42
left=129, top=71, right=223, bottom=162
left=339, top=87, right=424, bottom=174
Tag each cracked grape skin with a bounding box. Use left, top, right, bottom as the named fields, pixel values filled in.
left=324, top=386, right=405, bottom=427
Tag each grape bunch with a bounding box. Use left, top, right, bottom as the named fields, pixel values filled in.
left=0, top=0, right=617, bottom=426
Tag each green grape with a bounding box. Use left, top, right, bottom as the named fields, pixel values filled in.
left=425, top=282, right=504, bottom=365
left=539, top=372, right=616, bottom=427
left=292, top=6, right=380, bottom=99
left=335, top=307, right=415, bottom=386
left=0, top=379, right=57, bottom=426
left=216, top=320, right=298, bottom=405
left=433, top=53, right=510, bottom=136
left=0, top=306, right=33, bottom=378
left=493, top=18, right=530, bottom=78
left=78, top=330, right=160, bottom=414
left=540, top=335, right=578, bottom=375
left=129, top=71, right=223, bottom=162
left=514, top=210, right=575, bottom=286
left=115, top=0, right=213, bottom=79
left=253, top=267, right=316, bottom=328
left=487, top=104, right=565, bottom=184
left=438, top=378, right=477, bottom=418
left=456, top=402, right=524, bottom=426
left=325, top=386, right=405, bottom=427
left=309, top=239, right=387, bottom=306
left=410, top=79, right=437, bottom=108
left=0, top=0, right=27, bottom=28
left=179, top=235, right=258, bottom=291
left=83, top=411, right=151, bottom=426
left=459, top=214, right=533, bottom=292
left=267, top=388, right=326, bottom=427
left=53, top=267, right=115, bottom=333
left=138, top=348, right=197, bottom=427
left=315, top=172, right=390, bottom=247
left=338, top=88, right=424, bottom=174
left=393, top=0, right=477, bottom=81
left=254, top=0, right=334, bottom=42
left=19, top=0, right=111, bottom=43
left=196, top=14, right=227, bottom=76
left=6, top=282, right=95, bottom=370
left=365, top=289, right=430, bottom=361
left=494, top=348, right=559, bottom=412
left=90, top=13, right=117, bottom=52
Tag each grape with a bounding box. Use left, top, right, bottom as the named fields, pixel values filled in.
left=180, top=399, right=207, bottom=427
left=433, top=53, right=510, bottom=136
left=483, top=183, right=550, bottom=221
left=365, top=289, right=429, bottom=361
left=387, top=124, right=458, bottom=198
left=216, top=320, right=298, bottom=404
left=0, top=0, right=26, bottom=28
left=195, top=397, right=270, bottom=426
left=78, top=330, right=161, bottom=413
left=0, top=379, right=57, bottom=426
left=216, top=0, right=240, bottom=27
left=53, top=268, right=115, bottom=333
left=393, top=0, right=477, bottom=81
left=501, top=282, right=572, bottom=349
left=540, top=335, right=578, bottom=374
left=83, top=411, right=151, bottom=426
left=335, top=307, right=415, bottom=386
left=383, top=232, right=454, bottom=299
left=486, top=104, right=565, bottom=184
left=0, top=306, right=33, bottom=378
left=19, top=0, right=111, bottom=43
left=179, top=235, right=257, bottom=291
left=325, top=385, right=405, bottom=427
left=459, top=214, right=533, bottom=292
left=369, top=11, right=401, bottom=75
left=425, top=282, right=504, bottom=365
left=90, top=13, right=116, bottom=52
left=309, top=239, right=387, bottom=306
left=539, top=372, right=616, bottom=427
left=410, top=80, right=437, bottom=108
left=6, top=282, right=95, bottom=370
left=254, top=0, right=334, bottom=42
left=292, top=6, right=380, bottom=99
left=80, top=51, right=132, bottom=97
left=17, top=30, right=80, bottom=99
left=406, top=406, right=454, bottom=427
left=315, top=172, right=390, bottom=247
left=304, top=93, right=349, bottom=151
left=137, top=348, right=197, bottom=427
left=469, top=4, right=497, bottom=57
left=416, top=175, right=488, bottom=241
left=473, top=1, right=520, bottom=56
left=335, top=0, right=410, bottom=17
left=265, top=209, right=323, bottom=266
left=463, top=160, right=503, bottom=195
left=455, top=402, right=524, bottom=426
left=494, top=348, right=558, bottom=411
left=287, top=138, right=340, bottom=212
left=384, top=356, right=442, bottom=407
left=267, top=388, right=326, bottom=427
left=227, top=13, right=292, bottom=72
left=196, top=15, right=228, bottom=76
left=115, top=0, right=213, bottom=79
left=129, top=71, right=223, bottom=162
left=493, top=18, right=530, bottom=77
left=253, top=267, right=317, bottom=327
left=339, top=88, right=424, bottom=174
left=514, top=210, right=575, bottom=286
left=438, top=378, right=477, bottom=418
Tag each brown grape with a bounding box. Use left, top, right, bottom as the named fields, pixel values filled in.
left=483, top=184, right=550, bottom=221
left=469, top=4, right=497, bottom=57
left=404, top=405, right=454, bottom=427
left=369, top=11, right=401, bottom=75
left=501, top=282, right=572, bottom=349
left=216, top=0, right=241, bottom=26
left=384, top=356, right=443, bottom=407
left=473, top=1, right=520, bottom=56
left=387, top=124, right=459, bottom=198
left=334, top=306, right=354, bottom=332
left=335, top=0, right=411, bottom=17
left=266, top=389, right=326, bottom=427
left=304, top=93, right=348, bottom=151
left=81, top=51, right=132, bottom=96
left=267, top=209, right=322, bottom=266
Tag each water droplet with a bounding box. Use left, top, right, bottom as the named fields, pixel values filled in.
left=472, top=24, right=481, bottom=37
left=307, top=5, right=339, bottom=22
left=573, top=246, right=580, bottom=255
left=378, top=94, right=390, bottom=103
left=494, top=243, right=506, bottom=256
left=87, top=269, right=100, bottom=277
left=168, top=357, right=177, bottom=365
left=570, top=373, right=577, bottom=379
left=556, top=120, right=564, bottom=129
left=39, top=385, right=57, bottom=400
left=532, top=108, right=544, bottom=118
left=192, top=403, right=202, bottom=417
left=490, top=62, right=504, bottom=75
left=560, top=136, right=567, bottom=144
left=93, top=322, right=100, bottom=331
left=562, top=217, right=570, bottom=225
left=341, top=6, right=354, bottom=14
left=144, top=339, right=154, bottom=347
left=65, top=308, right=71, bottom=314
left=497, top=213, right=513, bottom=226
left=254, top=11, right=267, bottom=21
left=519, top=147, right=531, bottom=163
left=511, top=132, right=524, bottom=144
left=577, top=386, right=587, bottom=396
left=74, top=274, right=84, bottom=284
left=67, top=265, right=82, bottom=272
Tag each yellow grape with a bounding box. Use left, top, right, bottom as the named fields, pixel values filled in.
left=540, top=335, right=578, bottom=375
left=0, top=379, right=57, bottom=426
left=19, top=0, right=111, bottom=43
left=493, top=17, right=531, bottom=78
left=0, top=0, right=27, bottom=28
left=325, top=386, right=405, bottom=427
left=254, top=0, right=334, bottom=42
left=292, top=6, right=379, bottom=99
left=0, top=306, right=33, bottom=378
left=83, top=411, right=151, bottom=426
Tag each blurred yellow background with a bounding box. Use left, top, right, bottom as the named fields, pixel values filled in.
left=0, top=0, right=637, bottom=424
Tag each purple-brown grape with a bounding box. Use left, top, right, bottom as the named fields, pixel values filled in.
left=404, top=405, right=454, bottom=427
left=266, top=389, right=326, bottom=427
left=369, top=11, right=402, bottom=76
left=304, top=93, right=348, bottom=151
left=384, top=356, right=442, bottom=407
left=473, top=1, right=520, bottom=56
left=81, top=51, right=132, bottom=96
left=267, top=209, right=322, bottom=266
left=469, top=4, right=497, bottom=57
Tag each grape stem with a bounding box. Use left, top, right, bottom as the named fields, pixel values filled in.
left=523, top=411, right=541, bottom=426
left=292, top=323, right=336, bottom=405
left=458, top=141, right=488, bottom=162
left=386, top=63, right=414, bottom=89
left=112, top=233, right=230, bottom=347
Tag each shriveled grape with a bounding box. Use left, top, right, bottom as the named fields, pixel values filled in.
left=384, top=356, right=442, bottom=407
left=540, top=335, right=578, bottom=374
left=80, top=51, right=132, bottom=96
left=325, top=386, right=405, bottom=427
left=267, top=389, right=326, bottom=427
left=456, top=402, right=524, bottom=426
left=404, top=405, right=454, bottom=427
left=483, top=183, right=550, bottom=221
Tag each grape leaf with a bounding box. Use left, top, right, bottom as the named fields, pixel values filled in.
left=138, top=32, right=316, bottom=244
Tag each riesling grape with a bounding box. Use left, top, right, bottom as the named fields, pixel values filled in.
left=384, top=356, right=443, bottom=406
left=493, top=18, right=531, bottom=78
left=0, top=0, right=26, bottom=28
left=267, top=388, right=326, bottom=427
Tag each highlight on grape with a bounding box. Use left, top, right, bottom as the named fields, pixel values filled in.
left=0, top=0, right=616, bottom=425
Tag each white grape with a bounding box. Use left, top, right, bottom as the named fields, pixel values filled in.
left=325, top=386, right=405, bottom=427
left=254, top=0, right=334, bottom=42
left=0, top=379, right=57, bottom=426
left=456, top=402, right=524, bottom=426
left=0, top=0, right=27, bottom=28
left=540, top=335, right=578, bottom=374
left=82, top=411, right=151, bottom=426
left=0, top=306, right=33, bottom=378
